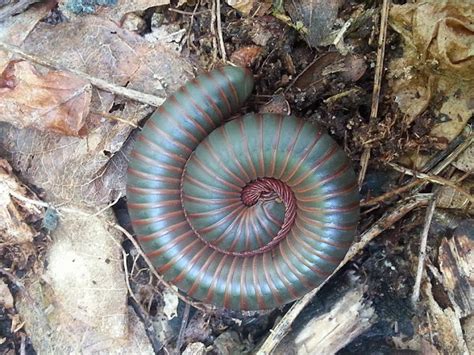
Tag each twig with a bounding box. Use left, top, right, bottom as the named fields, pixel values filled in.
left=358, top=148, right=370, bottom=188
left=256, top=193, right=431, bottom=354
left=210, top=0, right=218, bottom=63
left=215, top=0, right=227, bottom=62
left=110, top=223, right=211, bottom=313
left=0, top=41, right=165, bottom=107
left=370, top=0, right=390, bottom=124
left=411, top=196, right=436, bottom=305
left=176, top=302, right=191, bottom=353
left=8, top=189, right=121, bottom=217
left=90, top=110, right=139, bottom=129
left=122, top=249, right=140, bottom=305
left=358, top=0, right=391, bottom=187
left=361, top=179, right=421, bottom=206
left=168, top=8, right=209, bottom=16
left=184, top=1, right=201, bottom=52
left=388, top=163, right=474, bottom=204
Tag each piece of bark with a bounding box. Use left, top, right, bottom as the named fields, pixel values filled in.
left=273, top=278, right=376, bottom=355
left=438, top=220, right=474, bottom=318
left=295, top=286, right=376, bottom=354
left=422, top=280, right=469, bottom=354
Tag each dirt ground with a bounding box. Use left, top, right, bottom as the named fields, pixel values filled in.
left=0, top=0, right=473, bottom=354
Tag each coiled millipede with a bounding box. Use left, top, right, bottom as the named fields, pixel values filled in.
left=126, top=66, right=359, bottom=310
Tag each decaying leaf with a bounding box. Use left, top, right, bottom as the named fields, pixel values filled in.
left=294, top=52, right=366, bottom=90
left=0, top=158, right=42, bottom=268
left=0, top=1, right=54, bottom=70
left=0, top=159, right=37, bottom=243
left=230, top=45, right=263, bottom=67
left=0, top=12, right=193, bottom=207
left=0, top=60, right=92, bottom=136
left=389, top=1, right=474, bottom=142
left=16, top=210, right=154, bottom=353
left=436, top=177, right=474, bottom=211
left=285, top=0, right=343, bottom=47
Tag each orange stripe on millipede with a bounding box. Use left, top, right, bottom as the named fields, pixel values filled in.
left=201, top=140, right=246, bottom=186
left=127, top=167, right=181, bottom=184
left=192, top=80, right=225, bottom=121
left=137, top=134, right=187, bottom=164
left=283, top=129, right=323, bottom=182
left=146, top=120, right=193, bottom=154
left=298, top=213, right=357, bottom=231
left=296, top=181, right=358, bottom=203
left=217, top=67, right=240, bottom=106
left=182, top=85, right=218, bottom=128
left=145, top=230, right=194, bottom=259
left=239, top=118, right=258, bottom=179
left=172, top=245, right=209, bottom=284
left=223, top=257, right=238, bottom=308
left=130, top=151, right=182, bottom=174
left=157, top=238, right=201, bottom=274
left=168, top=96, right=208, bottom=137
left=289, top=143, right=339, bottom=186
left=293, top=219, right=352, bottom=249
left=290, top=231, right=342, bottom=266
left=252, top=256, right=267, bottom=309
left=184, top=174, right=240, bottom=196
left=285, top=232, right=332, bottom=277
left=187, top=250, right=219, bottom=297
left=222, top=126, right=251, bottom=181
left=205, top=255, right=228, bottom=304
left=262, top=252, right=283, bottom=306
left=240, top=257, right=249, bottom=310
left=276, top=120, right=304, bottom=180
left=269, top=117, right=283, bottom=177
left=294, top=163, right=351, bottom=194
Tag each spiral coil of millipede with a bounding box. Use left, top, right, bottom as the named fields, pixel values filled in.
left=126, top=66, right=359, bottom=310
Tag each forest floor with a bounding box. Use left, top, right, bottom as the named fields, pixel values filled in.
left=0, top=0, right=473, bottom=354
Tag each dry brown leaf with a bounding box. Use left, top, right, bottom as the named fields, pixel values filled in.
left=0, top=1, right=54, bottom=71
left=285, top=0, right=343, bottom=47
left=0, top=60, right=92, bottom=136
left=389, top=1, right=474, bottom=139
left=230, top=45, right=263, bottom=67
left=436, top=178, right=474, bottom=211
left=0, top=158, right=42, bottom=268
left=0, top=13, right=193, bottom=207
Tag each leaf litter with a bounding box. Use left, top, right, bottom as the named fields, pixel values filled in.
left=0, top=0, right=472, bottom=353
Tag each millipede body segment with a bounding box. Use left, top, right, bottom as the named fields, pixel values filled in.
left=126, top=66, right=359, bottom=310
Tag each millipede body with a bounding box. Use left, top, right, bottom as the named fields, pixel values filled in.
left=126, top=66, right=359, bottom=310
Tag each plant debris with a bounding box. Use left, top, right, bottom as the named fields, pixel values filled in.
left=0, top=0, right=472, bottom=353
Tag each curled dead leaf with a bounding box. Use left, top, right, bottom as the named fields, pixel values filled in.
left=0, top=60, right=91, bottom=136
left=230, top=45, right=263, bottom=67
